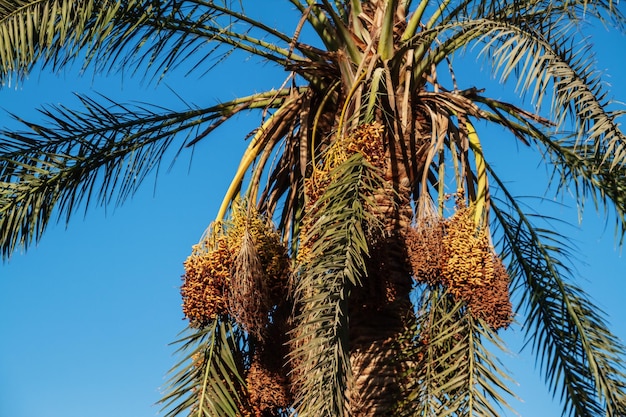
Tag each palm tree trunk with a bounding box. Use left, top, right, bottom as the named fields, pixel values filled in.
left=348, top=163, right=414, bottom=416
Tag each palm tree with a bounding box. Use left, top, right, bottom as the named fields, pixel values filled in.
left=2, top=0, right=626, bottom=416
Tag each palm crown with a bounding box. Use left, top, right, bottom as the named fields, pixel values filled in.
left=2, top=1, right=626, bottom=416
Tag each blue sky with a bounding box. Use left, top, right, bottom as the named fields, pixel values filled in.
left=1, top=5, right=626, bottom=417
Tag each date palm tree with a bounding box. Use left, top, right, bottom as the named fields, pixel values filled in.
left=2, top=1, right=626, bottom=416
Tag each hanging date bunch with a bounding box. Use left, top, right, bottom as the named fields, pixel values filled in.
left=180, top=199, right=290, bottom=338
left=406, top=196, right=512, bottom=330
left=441, top=201, right=512, bottom=330
left=406, top=192, right=513, bottom=330
left=227, top=200, right=291, bottom=340
left=304, top=122, right=385, bottom=204
left=180, top=230, right=232, bottom=327
left=246, top=348, right=292, bottom=416
left=344, top=122, right=387, bottom=170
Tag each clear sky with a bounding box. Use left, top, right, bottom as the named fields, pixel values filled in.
left=1, top=5, right=625, bottom=417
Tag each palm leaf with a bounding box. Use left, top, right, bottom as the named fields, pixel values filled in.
left=159, top=320, right=248, bottom=417
left=0, top=91, right=291, bottom=259
left=0, top=0, right=144, bottom=82
left=400, top=288, right=515, bottom=417
left=538, top=133, right=626, bottom=243
left=477, top=18, right=626, bottom=170
left=291, top=152, right=382, bottom=417
left=88, top=0, right=302, bottom=82
left=0, top=1, right=306, bottom=86
left=465, top=95, right=626, bottom=243
left=490, top=169, right=626, bottom=417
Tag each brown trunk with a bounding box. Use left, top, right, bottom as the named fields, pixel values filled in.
left=341, top=3, right=418, bottom=414
left=348, top=237, right=413, bottom=416
left=347, top=158, right=414, bottom=416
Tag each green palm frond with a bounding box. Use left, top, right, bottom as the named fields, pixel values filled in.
left=400, top=288, right=515, bottom=417
left=463, top=316, right=516, bottom=417
left=0, top=0, right=144, bottom=82
left=499, top=0, right=626, bottom=29
left=440, top=0, right=626, bottom=29
left=88, top=0, right=303, bottom=82
left=291, top=152, right=382, bottom=417
left=159, top=320, right=248, bottom=417
left=477, top=18, right=626, bottom=168
left=0, top=91, right=291, bottom=259
left=540, top=137, right=626, bottom=242
left=490, top=170, right=626, bottom=417
left=0, top=1, right=304, bottom=86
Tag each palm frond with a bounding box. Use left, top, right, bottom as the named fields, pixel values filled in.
left=439, top=0, right=626, bottom=29
left=88, top=0, right=302, bottom=82
left=378, top=0, right=398, bottom=61
left=0, top=91, right=290, bottom=259
left=0, top=0, right=143, bottom=83
left=477, top=18, right=626, bottom=169
left=400, top=290, right=469, bottom=416
left=539, top=137, right=626, bottom=242
left=0, top=1, right=305, bottom=86
left=291, top=152, right=382, bottom=417
left=159, top=320, right=248, bottom=417
left=495, top=0, right=626, bottom=30
left=404, top=10, right=626, bottom=176
left=490, top=169, right=626, bottom=417
left=400, top=288, right=515, bottom=417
